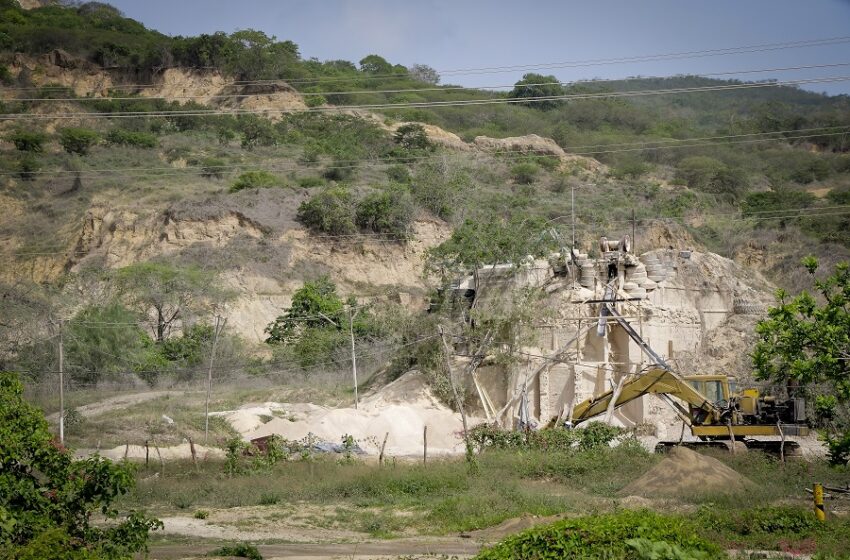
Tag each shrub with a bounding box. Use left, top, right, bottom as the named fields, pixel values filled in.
left=297, top=176, right=325, bottom=188
left=230, top=170, right=280, bottom=192
left=411, top=164, right=470, bottom=220
left=355, top=184, right=415, bottom=239
left=17, top=154, right=39, bottom=180
left=199, top=157, right=227, bottom=178
left=207, top=543, right=263, bottom=560
left=476, top=510, right=722, bottom=559
left=58, top=127, right=99, bottom=155
left=296, top=185, right=356, bottom=234
left=675, top=156, right=746, bottom=202
left=105, top=128, right=158, bottom=148
left=393, top=123, right=431, bottom=151
left=238, top=114, right=277, bottom=149
left=741, top=190, right=815, bottom=217
left=304, top=94, right=326, bottom=108
left=323, top=159, right=356, bottom=181
left=7, top=130, right=46, bottom=152
left=386, top=164, right=411, bottom=183
left=510, top=162, right=540, bottom=184
left=612, top=157, right=651, bottom=179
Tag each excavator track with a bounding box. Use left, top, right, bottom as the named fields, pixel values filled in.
left=654, top=439, right=802, bottom=457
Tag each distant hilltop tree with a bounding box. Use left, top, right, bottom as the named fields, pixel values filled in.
left=508, top=72, right=566, bottom=110
left=410, top=63, right=440, bottom=85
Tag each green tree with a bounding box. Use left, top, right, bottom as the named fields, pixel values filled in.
left=58, top=128, right=99, bottom=155
left=0, top=371, right=161, bottom=558
left=114, top=263, right=226, bottom=343
left=409, top=63, right=439, bottom=85
left=752, top=258, right=850, bottom=464
left=508, top=73, right=565, bottom=110
left=265, top=276, right=344, bottom=345
left=510, top=162, right=540, bottom=184
left=7, top=130, right=46, bottom=153
left=359, top=54, right=392, bottom=74
left=393, top=123, right=431, bottom=151
left=675, top=156, right=747, bottom=202
left=296, top=185, right=356, bottom=235
left=355, top=184, right=415, bottom=239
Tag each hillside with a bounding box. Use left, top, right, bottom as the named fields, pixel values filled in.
left=1, top=1, right=849, bottom=401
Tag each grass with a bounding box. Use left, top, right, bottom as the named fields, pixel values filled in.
left=119, top=445, right=850, bottom=546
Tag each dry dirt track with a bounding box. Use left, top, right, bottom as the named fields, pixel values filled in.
left=148, top=537, right=481, bottom=559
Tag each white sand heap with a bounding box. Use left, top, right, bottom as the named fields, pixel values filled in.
left=93, top=442, right=225, bottom=461
left=214, top=371, right=472, bottom=456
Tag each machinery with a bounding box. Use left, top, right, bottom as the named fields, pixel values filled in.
left=569, top=285, right=809, bottom=454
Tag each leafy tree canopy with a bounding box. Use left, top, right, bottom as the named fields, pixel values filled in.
left=0, top=371, right=161, bottom=558
left=752, top=258, right=850, bottom=464
left=508, top=73, right=566, bottom=110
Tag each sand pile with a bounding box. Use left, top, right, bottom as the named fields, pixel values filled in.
left=91, top=443, right=224, bottom=462
left=219, top=371, right=471, bottom=456
left=620, top=447, right=751, bottom=497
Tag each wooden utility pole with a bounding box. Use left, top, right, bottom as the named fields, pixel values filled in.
left=58, top=319, right=64, bottom=446
left=571, top=184, right=576, bottom=249
left=631, top=208, right=637, bottom=254
left=438, top=326, right=469, bottom=440
left=348, top=306, right=359, bottom=409
left=204, top=315, right=227, bottom=444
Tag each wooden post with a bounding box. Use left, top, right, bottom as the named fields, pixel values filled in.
left=153, top=440, right=164, bottom=476
left=378, top=432, right=389, bottom=466
left=777, top=420, right=786, bottom=465
left=58, top=320, right=64, bottom=446
left=423, top=425, right=428, bottom=465
left=124, top=443, right=129, bottom=460
left=438, top=326, right=469, bottom=439
left=348, top=306, right=359, bottom=409
left=145, top=440, right=150, bottom=468
left=189, top=438, right=197, bottom=467
left=204, top=316, right=227, bottom=445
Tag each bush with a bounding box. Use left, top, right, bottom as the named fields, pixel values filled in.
left=304, top=94, right=326, bottom=108
left=475, top=510, right=722, bottom=559
left=7, top=129, right=46, bottom=152
left=297, top=176, right=325, bottom=188
left=393, top=123, right=431, bottom=151
left=105, top=128, right=158, bottom=148
left=207, top=543, right=263, bottom=560
left=238, top=114, right=277, bottom=149
left=741, top=190, right=815, bottom=217
left=322, top=159, right=356, bottom=181
left=58, top=127, right=99, bottom=155
left=230, top=170, right=281, bottom=192
left=0, top=372, right=162, bottom=558
left=612, top=157, right=651, bottom=179
left=16, top=154, right=39, bottom=180
left=355, top=184, right=415, bottom=239
left=386, top=164, right=411, bottom=183
left=296, top=185, right=356, bottom=234
left=199, top=157, right=227, bottom=178
left=675, top=156, right=746, bottom=202
left=510, top=162, right=540, bottom=184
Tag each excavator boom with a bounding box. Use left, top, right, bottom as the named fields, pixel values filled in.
left=571, top=367, right=717, bottom=424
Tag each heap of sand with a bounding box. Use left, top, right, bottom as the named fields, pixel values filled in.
left=217, top=370, right=472, bottom=457
left=620, top=446, right=751, bottom=497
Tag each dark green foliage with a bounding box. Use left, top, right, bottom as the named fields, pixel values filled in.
left=428, top=214, right=555, bottom=269
left=58, top=128, right=99, bottom=155
left=265, top=277, right=381, bottom=367
left=410, top=164, right=469, bottom=220
left=104, top=129, right=157, bottom=148
left=0, top=371, right=161, bottom=558
left=16, top=153, right=39, bottom=180
left=199, top=157, right=226, bottom=178
left=296, top=176, right=325, bottom=188
left=385, top=164, right=412, bottom=184
left=510, top=162, right=540, bottom=184
left=508, top=73, right=566, bottom=110
left=826, top=186, right=850, bottom=205
left=611, top=157, right=652, bottom=179
left=470, top=423, right=623, bottom=453
left=753, top=259, right=850, bottom=464
left=230, top=171, right=281, bottom=192
left=675, top=156, right=747, bottom=202
left=159, top=324, right=213, bottom=368
left=238, top=114, right=278, bottom=149
left=741, top=190, right=816, bottom=217
left=296, top=185, right=356, bottom=235
left=393, top=123, right=431, bottom=151
left=355, top=184, right=415, bottom=239
left=7, top=129, right=46, bottom=152
left=475, top=510, right=722, bottom=559
left=207, top=543, right=262, bottom=560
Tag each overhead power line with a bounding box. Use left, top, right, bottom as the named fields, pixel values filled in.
left=1, top=125, right=847, bottom=182
left=11, top=34, right=850, bottom=93
left=9, top=62, right=850, bottom=103
left=3, top=75, right=850, bottom=121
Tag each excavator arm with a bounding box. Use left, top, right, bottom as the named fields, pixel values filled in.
left=571, top=367, right=719, bottom=425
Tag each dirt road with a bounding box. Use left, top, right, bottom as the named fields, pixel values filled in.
left=149, top=538, right=480, bottom=559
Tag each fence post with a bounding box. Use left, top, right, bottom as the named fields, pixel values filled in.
left=814, top=483, right=826, bottom=521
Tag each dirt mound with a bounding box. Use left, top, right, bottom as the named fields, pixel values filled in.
left=463, top=514, right=564, bottom=542
left=223, top=371, right=474, bottom=456
left=620, top=447, right=751, bottom=497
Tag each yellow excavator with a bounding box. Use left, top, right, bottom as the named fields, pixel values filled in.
left=569, top=288, right=809, bottom=454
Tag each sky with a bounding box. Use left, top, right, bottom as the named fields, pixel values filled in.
left=108, top=0, right=850, bottom=95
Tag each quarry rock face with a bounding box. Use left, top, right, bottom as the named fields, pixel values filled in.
left=463, top=250, right=774, bottom=438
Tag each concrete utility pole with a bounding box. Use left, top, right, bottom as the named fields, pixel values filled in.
left=58, top=320, right=64, bottom=446
left=204, top=315, right=227, bottom=444
left=571, top=184, right=576, bottom=249
left=348, top=306, right=359, bottom=410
